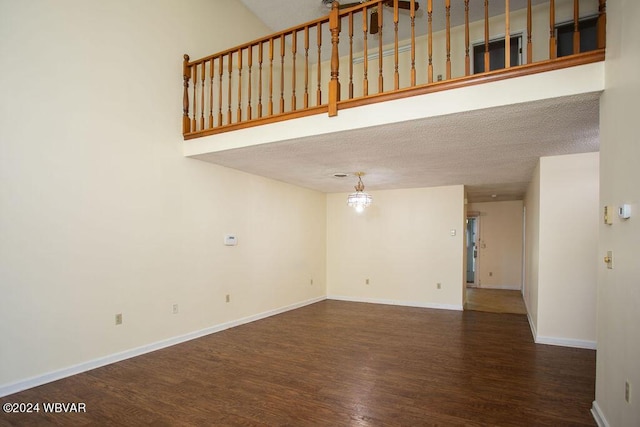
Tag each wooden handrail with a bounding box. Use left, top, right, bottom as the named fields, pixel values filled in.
left=182, top=0, right=606, bottom=139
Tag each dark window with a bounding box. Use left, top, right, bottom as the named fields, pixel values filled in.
left=473, top=36, right=521, bottom=74
left=556, top=16, right=598, bottom=57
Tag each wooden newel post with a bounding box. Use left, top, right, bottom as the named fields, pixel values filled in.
left=328, top=1, right=341, bottom=117
left=183, top=54, right=191, bottom=134
left=597, top=0, right=606, bottom=49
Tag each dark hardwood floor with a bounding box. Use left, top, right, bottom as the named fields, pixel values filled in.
left=0, top=300, right=596, bottom=426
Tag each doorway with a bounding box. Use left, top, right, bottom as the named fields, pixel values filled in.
left=466, top=215, right=479, bottom=287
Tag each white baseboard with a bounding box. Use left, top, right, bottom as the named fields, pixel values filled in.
left=591, top=401, right=610, bottom=427
left=535, top=335, right=597, bottom=350
left=0, top=296, right=326, bottom=398
left=476, top=284, right=522, bottom=290
left=327, top=295, right=463, bottom=311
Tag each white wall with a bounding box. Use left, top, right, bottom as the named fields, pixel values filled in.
left=468, top=201, right=523, bottom=289
left=327, top=185, right=465, bottom=310
left=524, top=161, right=541, bottom=334
left=595, top=0, right=640, bottom=425
left=0, top=0, right=326, bottom=394
left=524, top=153, right=599, bottom=349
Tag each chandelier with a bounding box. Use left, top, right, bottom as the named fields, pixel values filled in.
left=347, top=172, right=372, bottom=213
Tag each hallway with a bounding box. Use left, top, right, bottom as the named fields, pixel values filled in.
left=465, top=288, right=527, bottom=315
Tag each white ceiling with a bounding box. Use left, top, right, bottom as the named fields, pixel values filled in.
left=198, top=1, right=600, bottom=203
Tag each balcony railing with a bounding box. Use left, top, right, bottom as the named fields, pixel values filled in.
left=182, top=0, right=606, bottom=140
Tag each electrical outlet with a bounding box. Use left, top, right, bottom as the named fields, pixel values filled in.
left=437, top=283, right=441, bottom=289
left=226, top=294, right=230, bottom=303
left=626, top=380, right=631, bottom=403
left=115, top=313, right=122, bottom=325
left=172, top=304, right=179, bottom=314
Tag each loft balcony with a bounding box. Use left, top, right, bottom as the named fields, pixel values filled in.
left=181, top=0, right=605, bottom=200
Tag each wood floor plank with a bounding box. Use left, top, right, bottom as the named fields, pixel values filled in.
left=0, top=300, right=596, bottom=426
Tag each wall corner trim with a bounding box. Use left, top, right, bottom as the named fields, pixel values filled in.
left=526, top=305, right=537, bottom=341
left=590, top=401, right=610, bottom=427
left=0, top=296, right=327, bottom=398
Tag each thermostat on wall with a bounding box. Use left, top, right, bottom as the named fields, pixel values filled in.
left=224, top=234, right=238, bottom=246
left=618, top=204, right=631, bottom=219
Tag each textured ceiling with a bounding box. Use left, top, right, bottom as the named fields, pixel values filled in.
left=193, top=93, right=600, bottom=202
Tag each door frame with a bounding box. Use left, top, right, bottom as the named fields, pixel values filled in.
left=466, top=211, right=480, bottom=288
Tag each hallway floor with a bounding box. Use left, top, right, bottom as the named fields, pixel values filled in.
left=465, top=288, right=528, bottom=315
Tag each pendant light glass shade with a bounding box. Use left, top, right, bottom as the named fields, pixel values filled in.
left=347, top=172, right=372, bottom=212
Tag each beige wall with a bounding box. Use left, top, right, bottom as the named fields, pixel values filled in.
left=327, top=185, right=465, bottom=310
left=595, top=0, right=640, bottom=425
left=468, top=201, right=523, bottom=290
left=524, top=153, right=599, bottom=349
left=0, top=0, right=326, bottom=392
left=538, top=153, right=599, bottom=346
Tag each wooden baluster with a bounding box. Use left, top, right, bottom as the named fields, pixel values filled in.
left=218, top=55, right=223, bottom=125
left=317, top=22, right=322, bottom=105
left=209, top=58, right=214, bottom=128
left=182, top=54, right=191, bottom=134
left=410, top=0, right=416, bottom=86
left=363, top=6, right=369, bottom=96
left=597, top=0, right=606, bottom=49
left=427, top=0, right=433, bottom=83
left=280, top=33, right=285, bottom=113
left=527, top=0, right=532, bottom=64
left=304, top=26, right=310, bottom=109
left=292, top=30, right=297, bottom=111
left=349, top=12, right=354, bottom=99
left=247, top=45, right=253, bottom=121
left=227, top=52, right=233, bottom=124
left=192, top=60, right=197, bottom=131
left=269, top=38, right=274, bottom=115
left=329, top=1, right=340, bottom=117
left=377, top=1, right=383, bottom=93
left=258, top=41, right=263, bottom=118
left=505, top=0, right=510, bottom=68
left=445, top=0, right=451, bottom=79
left=200, top=61, right=205, bottom=130
left=484, top=0, right=490, bottom=72
left=237, top=48, right=243, bottom=123
left=549, top=0, right=556, bottom=59
left=463, top=1, right=469, bottom=75
left=394, top=0, right=400, bottom=90
left=573, top=0, right=580, bottom=54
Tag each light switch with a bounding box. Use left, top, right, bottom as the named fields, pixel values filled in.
left=450, top=229, right=456, bottom=236
left=604, top=206, right=613, bottom=225
left=604, top=251, right=613, bottom=269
